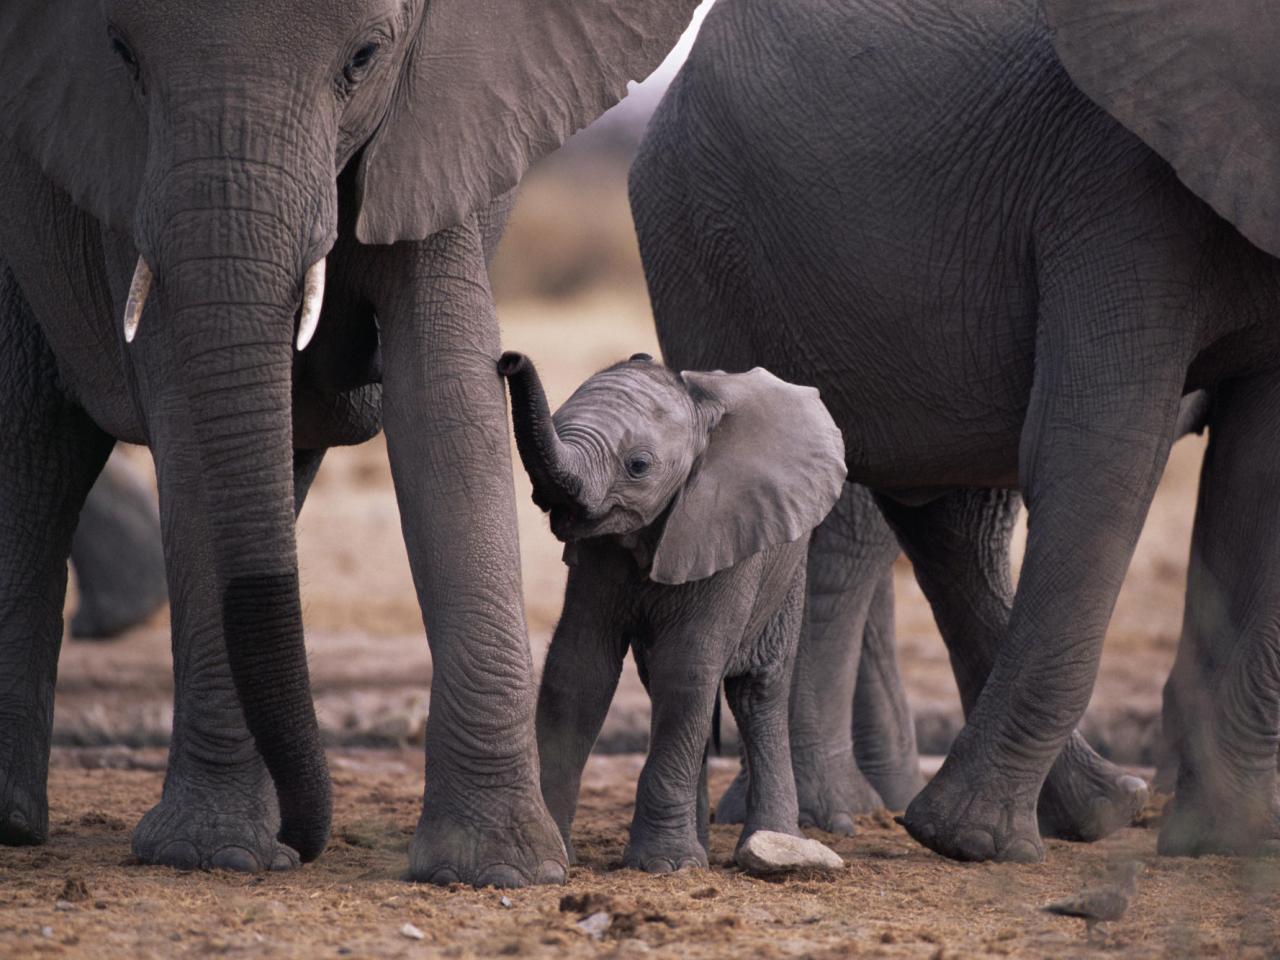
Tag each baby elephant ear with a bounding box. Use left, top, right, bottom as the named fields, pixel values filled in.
left=650, top=368, right=847, bottom=585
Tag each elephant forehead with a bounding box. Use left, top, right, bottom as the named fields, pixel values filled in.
left=108, top=0, right=410, bottom=50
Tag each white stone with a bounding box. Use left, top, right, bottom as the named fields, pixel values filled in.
left=576, top=911, right=612, bottom=939
left=399, top=923, right=425, bottom=940
left=735, top=831, right=844, bottom=875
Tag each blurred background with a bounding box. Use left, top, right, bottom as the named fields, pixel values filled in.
left=57, top=0, right=1202, bottom=773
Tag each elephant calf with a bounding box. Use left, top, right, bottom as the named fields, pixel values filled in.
left=499, top=352, right=845, bottom=873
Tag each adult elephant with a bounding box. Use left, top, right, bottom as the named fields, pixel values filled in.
left=0, top=0, right=696, bottom=886
left=630, top=0, right=1280, bottom=862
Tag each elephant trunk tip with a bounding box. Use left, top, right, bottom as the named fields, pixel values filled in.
left=497, top=351, right=528, bottom=378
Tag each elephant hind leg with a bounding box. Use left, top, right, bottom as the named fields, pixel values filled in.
left=1159, top=373, right=1280, bottom=858
left=69, top=452, right=167, bottom=640
left=0, top=265, right=114, bottom=845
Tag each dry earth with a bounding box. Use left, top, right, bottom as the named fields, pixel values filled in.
left=2, top=751, right=1276, bottom=960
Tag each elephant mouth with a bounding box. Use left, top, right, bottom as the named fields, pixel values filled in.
left=549, top=503, right=644, bottom=543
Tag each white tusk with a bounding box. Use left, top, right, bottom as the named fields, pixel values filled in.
left=123, top=257, right=153, bottom=344
left=296, top=258, right=326, bottom=351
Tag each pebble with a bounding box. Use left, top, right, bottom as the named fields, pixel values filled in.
left=576, top=911, right=612, bottom=940
left=399, top=922, right=425, bottom=940
left=735, top=831, right=844, bottom=875
left=499, top=896, right=513, bottom=908
left=55, top=900, right=75, bottom=911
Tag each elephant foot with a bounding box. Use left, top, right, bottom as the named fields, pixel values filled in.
left=409, top=790, right=567, bottom=888
left=0, top=776, right=47, bottom=846
left=132, top=795, right=299, bottom=872
left=131, top=798, right=296, bottom=870
left=623, top=830, right=708, bottom=874
left=794, top=747, right=882, bottom=835
left=1037, top=733, right=1148, bottom=842
left=1158, top=774, right=1280, bottom=858
left=899, top=755, right=1042, bottom=863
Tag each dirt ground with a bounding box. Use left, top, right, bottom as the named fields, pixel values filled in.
left=8, top=157, right=1258, bottom=958
left=2, top=750, right=1276, bottom=960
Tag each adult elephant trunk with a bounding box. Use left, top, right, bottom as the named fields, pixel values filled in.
left=147, top=180, right=332, bottom=861
left=498, top=352, right=584, bottom=510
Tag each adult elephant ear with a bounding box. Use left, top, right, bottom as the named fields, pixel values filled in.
left=1045, top=0, right=1280, bottom=259
left=0, top=2, right=146, bottom=235
left=354, top=0, right=701, bottom=244
left=649, top=368, right=848, bottom=586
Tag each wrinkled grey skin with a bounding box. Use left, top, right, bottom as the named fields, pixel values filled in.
left=721, top=389, right=1209, bottom=836
left=499, top=352, right=845, bottom=873
left=69, top=454, right=168, bottom=640
left=0, top=0, right=696, bottom=884
left=632, top=0, right=1280, bottom=862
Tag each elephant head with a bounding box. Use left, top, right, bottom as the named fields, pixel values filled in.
left=499, top=352, right=848, bottom=584
left=0, top=0, right=697, bottom=862
left=1045, top=0, right=1280, bottom=260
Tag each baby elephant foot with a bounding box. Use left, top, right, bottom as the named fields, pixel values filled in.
left=1037, top=733, right=1148, bottom=842
left=132, top=797, right=298, bottom=872
left=1158, top=776, right=1280, bottom=858
left=793, top=748, right=882, bottom=836
left=0, top=777, right=48, bottom=846
left=623, top=829, right=708, bottom=874
left=899, top=758, right=1042, bottom=863
left=409, top=793, right=567, bottom=888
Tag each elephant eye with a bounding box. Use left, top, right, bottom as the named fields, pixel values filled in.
left=625, top=454, right=653, bottom=479
left=343, top=42, right=382, bottom=85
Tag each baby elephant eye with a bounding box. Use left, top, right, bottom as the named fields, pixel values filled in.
left=625, top=455, right=653, bottom=478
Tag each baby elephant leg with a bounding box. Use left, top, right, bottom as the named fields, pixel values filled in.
left=724, top=577, right=805, bottom=845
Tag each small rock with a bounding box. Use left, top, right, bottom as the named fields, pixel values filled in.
left=576, top=912, right=611, bottom=940
left=58, top=878, right=91, bottom=903
left=41, top=926, right=54, bottom=939
left=499, top=895, right=513, bottom=908
left=734, top=831, right=844, bottom=875
left=399, top=922, right=425, bottom=940
left=55, top=900, right=74, bottom=912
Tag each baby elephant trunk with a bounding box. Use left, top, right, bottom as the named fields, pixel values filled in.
left=498, top=352, right=585, bottom=511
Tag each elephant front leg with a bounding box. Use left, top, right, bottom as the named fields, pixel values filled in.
left=1159, top=374, right=1280, bottom=857
left=132, top=447, right=327, bottom=872
left=372, top=222, right=565, bottom=888
left=899, top=285, right=1183, bottom=863
left=535, top=556, right=629, bottom=863
left=878, top=487, right=1148, bottom=842
left=626, top=665, right=720, bottom=874
left=0, top=286, right=114, bottom=845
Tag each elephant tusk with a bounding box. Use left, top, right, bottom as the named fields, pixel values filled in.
left=123, top=257, right=153, bottom=344
left=296, top=258, right=326, bottom=351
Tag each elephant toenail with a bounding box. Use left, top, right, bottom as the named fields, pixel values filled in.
left=156, top=840, right=201, bottom=870
left=1002, top=838, right=1043, bottom=863
left=476, top=864, right=526, bottom=889
left=645, top=858, right=677, bottom=874
left=271, top=848, right=300, bottom=871
left=536, top=859, right=567, bottom=885
left=8, top=810, right=27, bottom=829
left=424, top=867, right=460, bottom=886
left=210, top=846, right=261, bottom=873
left=953, top=829, right=997, bottom=861
left=829, top=814, right=856, bottom=837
